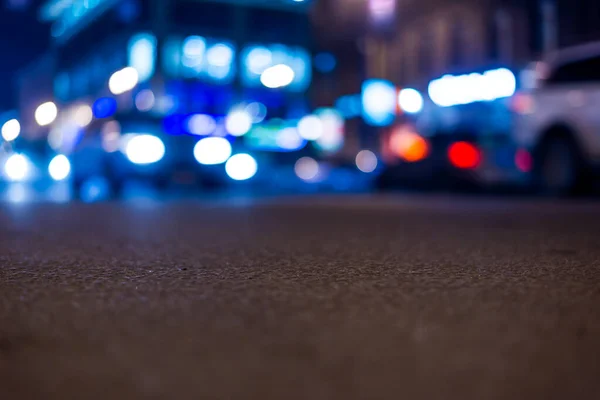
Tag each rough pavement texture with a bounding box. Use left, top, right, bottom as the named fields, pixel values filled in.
left=1, top=195, right=600, bottom=399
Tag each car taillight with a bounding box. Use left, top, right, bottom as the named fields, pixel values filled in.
left=448, top=142, right=481, bottom=169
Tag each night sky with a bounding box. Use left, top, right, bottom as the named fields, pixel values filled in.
left=0, top=0, right=49, bottom=110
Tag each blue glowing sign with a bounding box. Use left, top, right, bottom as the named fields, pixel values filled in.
left=241, top=44, right=311, bottom=92
left=245, top=120, right=307, bottom=152
left=163, top=36, right=236, bottom=84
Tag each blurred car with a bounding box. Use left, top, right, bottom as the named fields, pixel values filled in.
left=513, top=41, right=600, bottom=194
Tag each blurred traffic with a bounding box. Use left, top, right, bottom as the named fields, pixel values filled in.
left=1, top=0, right=600, bottom=202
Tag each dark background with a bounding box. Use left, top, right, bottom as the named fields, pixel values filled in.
left=0, top=0, right=48, bottom=110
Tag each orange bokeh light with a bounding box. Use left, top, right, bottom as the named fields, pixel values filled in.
left=448, top=142, right=481, bottom=169
left=390, top=128, right=429, bottom=163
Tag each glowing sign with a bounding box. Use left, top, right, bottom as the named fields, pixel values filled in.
left=241, top=44, right=311, bottom=92
left=428, top=68, right=517, bottom=107
left=163, top=36, right=236, bottom=84
left=245, top=120, right=307, bottom=152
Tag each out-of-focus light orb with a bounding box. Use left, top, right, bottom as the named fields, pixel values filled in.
left=187, top=114, right=217, bottom=136
left=48, top=154, right=71, bottom=181
left=207, top=43, right=234, bottom=67
left=1, top=119, right=21, bottom=141
left=448, top=141, right=480, bottom=169
left=355, top=150, right=378, bottom=173
left=245, top=102, right=267, bottom=123
left=260, top=64, right=295, bottom=89
left=183, top=36, right=206, bottom=58
left=4, top=154, right=29, bottom=181
left=193, top=137, right=232, bottom=165
left=80, top=176, right=111, bottom=203
left=362, top=79, right=396, bottom=126
left=109, top=67, right=139, bottom=95
left=128, top=33, right=157, bottom=82
left=295, top=157, right=319, bottom=181
left=246, top=47, right=272, bottom=74
left=93, top=97, right=117, bottom=118
left=297, top=115, right=323, bottom=141
left=390, top=128, right=429, bottom=162
left=515, top=148, right=533, bottom=173
left=6, top=183, right=27, bottom=203
left=398, top=88, right=424, bottom=114
left=428, top=68, right=517, bottom=107
left=135, top=89, right=155, bottom=112
left=314, top=109, right=345, bottom=152
left=35, top=102, right=58, bottom=126
left=314, top=52, right=337, bottom=73
left=125, top=134, right=165, bottom=165
left=276, top=127, right=305, bottom=150
left=74, top=104, right=93, bottom=127
left=182, top=36, right=206, bottom=68
left=225, top=109, right=253, bottom=136
left=225, top=154, right=258, bottom=181
left=102, top=121, right=121, bottom=153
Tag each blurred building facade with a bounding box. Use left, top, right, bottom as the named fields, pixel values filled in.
left=17, top=0, right=320, bottom=148
left=312, top=0, right=600, bottom=89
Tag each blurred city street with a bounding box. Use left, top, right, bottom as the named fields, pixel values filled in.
left=1, top=194, right=600, bottom=399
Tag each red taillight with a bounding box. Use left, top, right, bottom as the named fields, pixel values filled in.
left=448, top=142, right=481, bottom=169
left=515, top=148, right=533, bottom=172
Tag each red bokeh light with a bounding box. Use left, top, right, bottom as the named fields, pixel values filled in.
left=515, top=148, right=533, bottom=172
left=448, top=142, right=481, bottom=169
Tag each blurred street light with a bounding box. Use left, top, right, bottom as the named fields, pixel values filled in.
left=48, top=154, right=71, bottom=181
left=225, top=154, right=258, bottom=181
left=109, top=67, right=139, bottom=95
left=1, top=119, right=21, bottom=141
left=35, top=102, right=58, bottom=126
left=4, top=154, right=30, bottom=181
left=260, top=64, right=295, bottom=89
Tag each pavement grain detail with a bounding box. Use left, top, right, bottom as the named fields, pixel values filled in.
left=1, top=196, right=600, bottom=399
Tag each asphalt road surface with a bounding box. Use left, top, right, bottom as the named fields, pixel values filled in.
left=1, top=195, right=600, bottom=399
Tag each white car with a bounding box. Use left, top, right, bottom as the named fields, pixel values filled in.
left=513, top=42, right=600, bottom=194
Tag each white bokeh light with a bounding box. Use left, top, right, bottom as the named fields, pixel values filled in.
left=355, top=150, right=378, bottom=173
left=187, top=114, right=217, bottom=136
left=4, top=154, right=30, bottom=181
left=297, top=115, right=323, bottom=141
left=74, top=104, right=93, bottom=127
left=125, top=134, right=165, bottom=165
left=135, top=90, right=156, bottom=112
left=193, top=137, right=232, bottom=165
left=276, top=128, right=304, bottom=150
left=398, top=88, right=424, bottom=114
left=35, top=102, right=58, bottom=126
left=225, top=154, right=258, bottom=181
left=260, top=64, right=295, bottom=89
left=225, top=109, right=253, bottom=136
left=1, top=119, right=20, bottom=141
left=48, top=154, right=71, bottom=181
left=294, top=157, right=319, bottom=182
left=109, top=67, right=139, bottom=95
